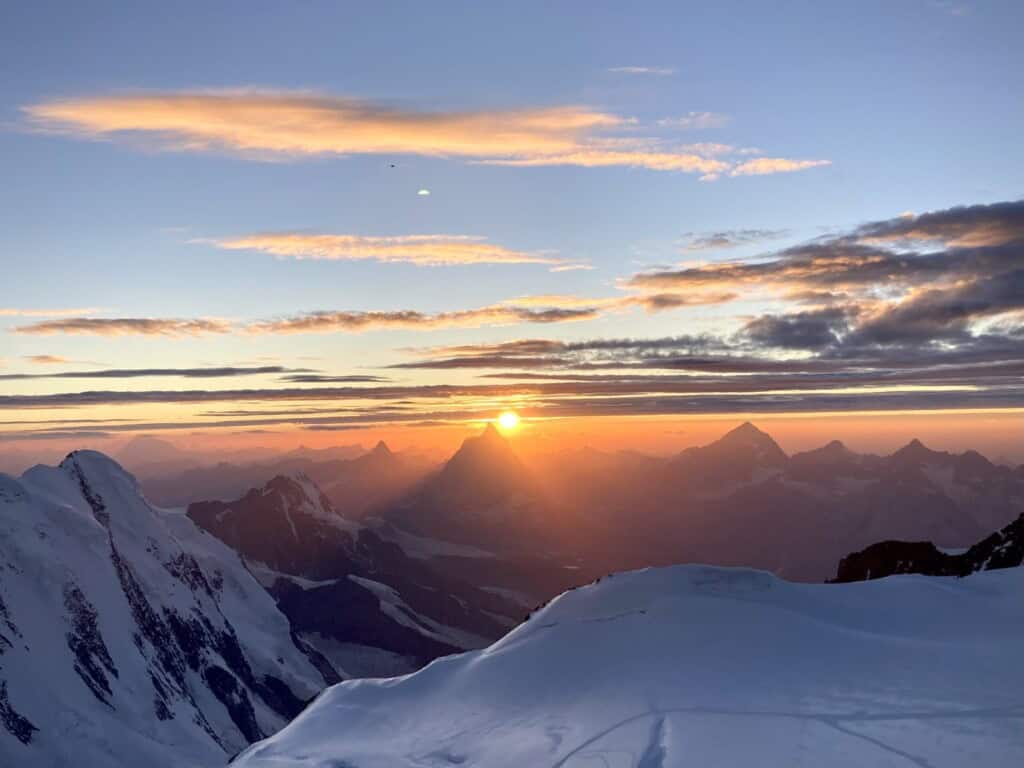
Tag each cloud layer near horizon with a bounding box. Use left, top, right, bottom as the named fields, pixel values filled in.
left=5, top=200, right=1023, bottom=441
left=23, top=89, right=829, bottom=179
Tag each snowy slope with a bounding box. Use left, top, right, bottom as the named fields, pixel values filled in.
left=234, top=564, right=1024, bottom=768
left=0, top=451, right=332, bottom=768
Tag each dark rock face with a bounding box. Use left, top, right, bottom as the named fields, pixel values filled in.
left=189, top=475, right=356, bottom=579
left=271, top=578, right=459, bottom=664
left=188, top=474, right=524, bottom=674
left=833, top=513, right=1024, bottom=582
left=64, top=584, right=119, bottom=706
left=0, top=682, right=36, bottom=745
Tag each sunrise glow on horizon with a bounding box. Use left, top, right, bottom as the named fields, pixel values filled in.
left=1, top=1, right=1022, bottom=468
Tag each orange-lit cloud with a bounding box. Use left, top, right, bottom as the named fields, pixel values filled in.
left=15, top=317, right=232, bottom=337
left=211, top=233, right=570, bottom=267
left=12, top=290, right=733, bottom=338
left=24, top=355, right=70, bottom=364
left=244, top=304, right=602, bottom=334
left=729, top=157, right=832, bottom=176
left=23, top=89, right=829, bottom=178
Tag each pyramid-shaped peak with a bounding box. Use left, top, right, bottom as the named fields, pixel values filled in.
left=371, top=440, right=393, bottom=457
left=60, top=449, right=134, bottom=483
left=448, top=422, right=516, bottom=466
left=821, top=439, right=850, bottom=454
left=890, top=438, right=942, bottom=463
left=720, top=421, right=774, bottom=445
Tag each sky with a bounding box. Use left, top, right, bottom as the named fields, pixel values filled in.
left=1, top=0, right=1023, bottom=462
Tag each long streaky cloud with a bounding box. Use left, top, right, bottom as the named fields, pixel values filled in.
left=245, top=304, right=601, bottom=334
left=15, top=317, right=232, bottom=337
left=212, top=233, right=568, bottom=267
left=729, top=158, right=832, bottom=176
left=608, top=66, right=675, bottom=75
left=0, top=365, right=315, bottom=381
left=23, top=89, right=829, bottom=178
left=11, top=291, right=726, bottom=338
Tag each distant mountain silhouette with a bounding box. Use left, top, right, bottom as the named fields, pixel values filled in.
left=382, top=424, right=555, bottom=552
left=667, top=421, right=788, bottom=491
left=528, top=425, right=1024, bottom=581
left=142, top=441, right=432, bottom=513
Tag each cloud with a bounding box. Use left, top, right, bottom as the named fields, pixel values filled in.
left=729, top=158, right=832, bottom=176
left=0, top=365, right=314, bottom=381
left=548, top=263, right=595, bottom=272
left=608, top=66, right=675, bottom=76
left=679, top=228, right=789, bottom=251
left=627, top=200, right=1024, bottom=300
left=23, top=89, right=829, bottom=178
left=742, top=307, right=851, bottom=350
left=14, top=317, right=231, bottom=336
left=626, top=292, right=738, bottom=311
left=24, top=355, right=70, bottom=364
left=276, top=374, right=390, bottom=383
left=211, top=233, right=568, bottom=267
left=656, top=112, right=730, bottom=130
left=245, top=304, right=602, bottom=334
left=10, top=293, right=728, bottom=338
left=853, top=200, right=1024, bottom=248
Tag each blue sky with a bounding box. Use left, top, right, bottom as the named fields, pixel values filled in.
left=1, top=0, right=1022, bottom=452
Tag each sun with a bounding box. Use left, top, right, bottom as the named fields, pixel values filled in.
left=497, top=410, right=520, bottom=432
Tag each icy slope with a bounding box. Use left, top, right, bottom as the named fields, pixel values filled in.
left=0, top=451, right=331, bottom=768
left=234, top=564, right=1024, bottom=768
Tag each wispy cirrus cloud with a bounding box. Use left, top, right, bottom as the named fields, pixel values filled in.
left=608, top=66, right=675, bottom=76
left=244, top=304, right=602, bottom=334
left=729, top=157, right=832, bottom=176
left=24, top=354, right=71, bottom=364
left=0, top=365, right=316, bottom=381
left=656, top=112, right=730, bottom=130
left=11, top=289, right=731, bottom=338
left=210, top=232, right=579, bottom=268
left=679, top=228, right=789, bottom=251
left=14, top=317, right=232, bottom=337
left=23, top=89, right=829, bottom=179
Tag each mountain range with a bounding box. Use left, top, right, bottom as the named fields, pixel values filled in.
left=4, top=423, right=1024, bottom=765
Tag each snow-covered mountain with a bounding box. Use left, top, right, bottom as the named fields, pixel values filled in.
left=0, top=451, right=333, bottom=768
left=232, top=562, right=1024, bottom=768
left=834, top=511, right=1024, bottom=582
left=187, top=472, right=525, bottom=678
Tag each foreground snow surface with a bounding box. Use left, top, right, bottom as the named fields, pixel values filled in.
left=234, top=564, right=1024, bottom=768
